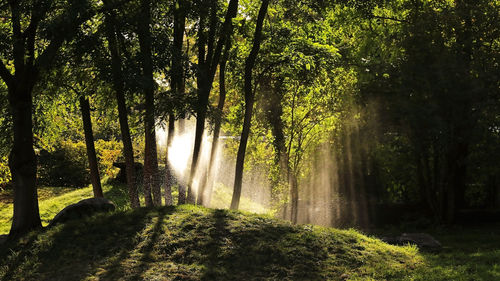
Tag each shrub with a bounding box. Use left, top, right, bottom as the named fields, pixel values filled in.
left=95, top=139, right=122, bottom=179
left=0, top=156, right=11, bottom=190
left=37, top=140, right=124, bottom=188
left=37, top=141, right=89, bottom=188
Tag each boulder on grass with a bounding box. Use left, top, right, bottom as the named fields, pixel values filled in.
left=398, top=233, right=442, bottom=251
left=49, top=197, right=115, bottom=227
left=382, top=232, right=442, bottom=252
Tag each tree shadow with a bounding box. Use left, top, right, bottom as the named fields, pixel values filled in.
left=119, top=207, right=168, bottom=281
left=15, top=207, right=173, bottom=280
left=200, top=209, right=229, bottom=280
left=0, top=233, right=40, bottom=281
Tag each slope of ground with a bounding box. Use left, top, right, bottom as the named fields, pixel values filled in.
left=1, top=185, right=499, bottom=280
left=0, top=205, right=422, bottom=281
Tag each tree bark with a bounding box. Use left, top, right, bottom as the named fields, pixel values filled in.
left=164, top=114, right=174, bottom=206
left=289, top=172, right=299, bottom=224
left=103, top=10, right=140, bottom=208
left=231, top=0, right=270, bottom=210
left=198, top=38, right=232, bottom=206
left=8, top=84, right=42, bottom=238
left=166, top=0, right=186, bottom=206
left=187, top=0, right=239, bottom=204
left=79, top=96, right=104, bottom=198
left=138, top=0, right=161, bottom=206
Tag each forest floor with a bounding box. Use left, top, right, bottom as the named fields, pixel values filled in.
left=0, top=184, right=499, bottom=280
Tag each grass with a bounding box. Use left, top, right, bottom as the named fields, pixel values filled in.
left=0, top=183, right=129, bottom=235
left=0, top=205, right=422, bottom=280
left=1, top=185, right=499, bottom=280
left=408, top=225, right=500, bottom=280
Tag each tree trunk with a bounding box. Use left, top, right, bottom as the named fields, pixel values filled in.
left=164, top=114, right=174, bottom=206
left=138, top=0, right=161, bottom=206
left=8, top=84, right=42, bottom=238
left=79, top=96, right=103, bottom=198
left=166, top=0, right=186, bottom=206
left=188, top=0, right=239, bottom=204
left=198, top=38, right=231, bottom=206
left=231, top=0, right=270, bottom=210
left=104, top=9, right=140, bottom=208
left=290, top=172, right=299, bottom=224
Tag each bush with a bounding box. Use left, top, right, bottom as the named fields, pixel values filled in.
left=0, top=156, right=11, bottom=190
left=37, top=140, right=124, bottom=188
left=37, top=141, right=89, bottom=188
left=95, top=139, right=122, bottom=179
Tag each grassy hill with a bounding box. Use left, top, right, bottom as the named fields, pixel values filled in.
left=0, top=205, right=423, bottom=281
left=1, top=185, right=499, bottom=280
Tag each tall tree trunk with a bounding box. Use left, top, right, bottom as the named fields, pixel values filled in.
left=188, top=0, right=239, bottom=204
left=289, top=171, right=299, bottom=224
left=138, top=0, right=161, bottom=206
left=8, top=83, right=42, bottom=238
left=198, top=38, right=232, bottom=206
left=103, top=0, right=140, bottom=208
left=264, top=77, right=289, bottom=213
left=231, top=0, right=270, bottom=210
left=164, top=114, right=174, bottom=206
left=165, top=0, right=185, bottom=206
left=79, top=96, right=103, bottom=198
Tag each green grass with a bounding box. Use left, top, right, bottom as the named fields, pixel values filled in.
left=0, top=183, right=129, bottom=234
left=210, top=183, right=269, bottom=214
left=407, top=225, right=500, bottom=281
left=1, top=186, right=499, bottom=280
left=0, top=205, right=422, bottom=280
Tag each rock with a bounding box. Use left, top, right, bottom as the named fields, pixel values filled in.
left=398, top=233, right=442, bottom=251
left=383, top=232, right=442, bottom=252
left=49, top=197, right=115, bottom=227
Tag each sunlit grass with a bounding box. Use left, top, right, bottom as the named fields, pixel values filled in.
left=0, top=184, right=128, bottom=235
left=210, top=183, right=269, bottom=214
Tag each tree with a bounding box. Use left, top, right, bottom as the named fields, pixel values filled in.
left=231, top=0, right=270, bottom=210
left=103, top=0, right=140, bottom=208
left=185, top=0, right=239, bottom=204
left=166, top=0, right=187, bottom=206
left=79, top=95, right=104, bottom=198
left=0, top=0, right=100, bottom=238
left=137, top=0, right=161, bottom=206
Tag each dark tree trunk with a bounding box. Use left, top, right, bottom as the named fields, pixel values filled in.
left=231, top=0, right=270, bottom=210
left=188, top=0, right=239, bottom=204
left=264, top=77, right=290, bottom=214
left=166, top=0, right=186, bottom=205
left=104, top=8, right=140, bottom=208
left=198, top=38, right=231, bottom=206
left=290, top=172, right=299, bottom=224
left=8, top=84, right=42, bottom=238
left=187, top=0, right=211, bottom=204
left=138, top=0, right=161, bottom=206
left=79, top=96, right=103, bottom=198
left=164, top=114, right=174, bottom=206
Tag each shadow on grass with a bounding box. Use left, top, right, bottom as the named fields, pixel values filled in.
left=1, top=207, right=332, bottom=280
left=1, top=207, right=173, bottom=280
left=0, top=233, right=40, bottom=281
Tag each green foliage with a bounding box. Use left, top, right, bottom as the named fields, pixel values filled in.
left=94, top=139, right=122, bottom=179
left=37, top=141, right=89, bottom=188
left=37, top=140, right=122, bottom=188
left=0, top=156, right=11, bottom=191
